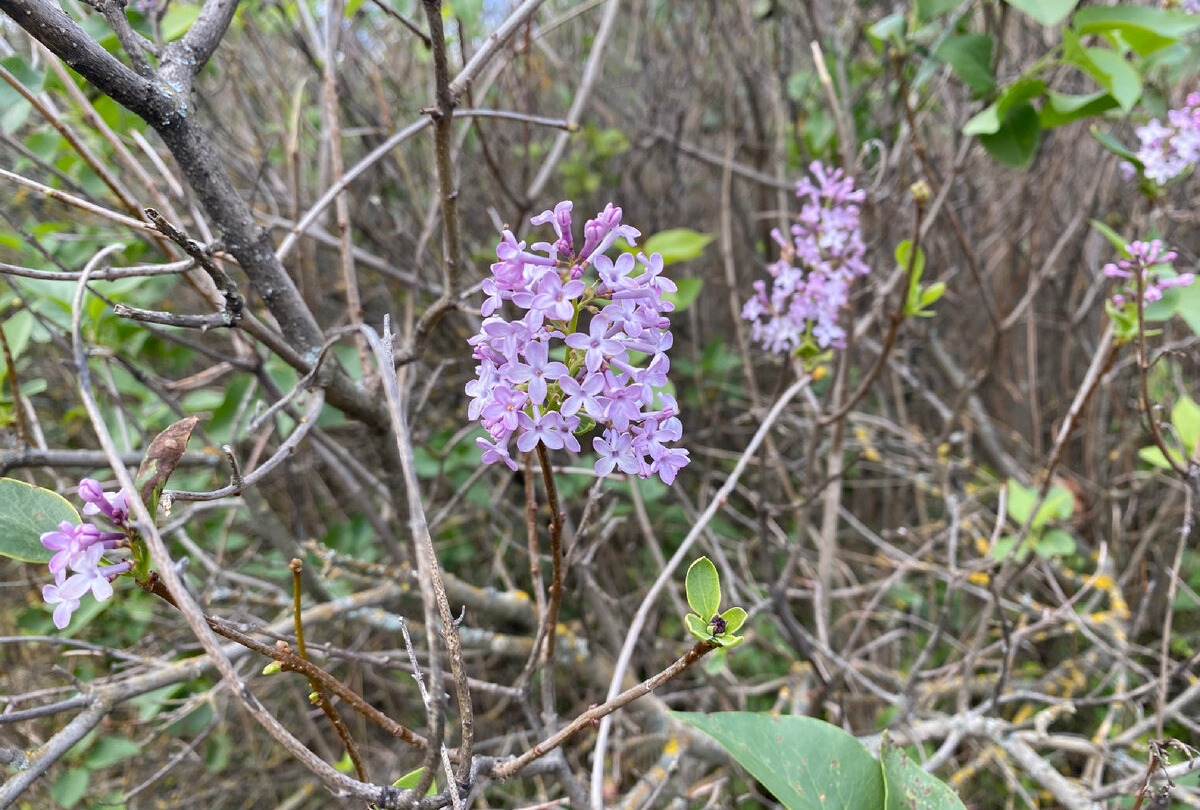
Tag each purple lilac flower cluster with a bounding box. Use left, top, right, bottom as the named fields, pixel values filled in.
left=1129, top=93, right=1200, bottom=185
left=1104, top=240, right=1195, bottom=307
left=467, top=201, right=689, bottom=485
left=741, top=161, right=870, bottom=354
left=40, top=479, right=133, bottom=629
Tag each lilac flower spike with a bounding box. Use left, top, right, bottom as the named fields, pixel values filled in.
left=39, top=479, right=133, bottom=629
left=1131, top=93, right=1200, bottom=185
left=743, top=161, right=870, bottom=355
left=467, top=202, right=687, bottom=484
left=1104, top=239, right=1194, bottom=307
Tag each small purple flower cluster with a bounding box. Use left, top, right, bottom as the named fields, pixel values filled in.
left=467, top=201, right=689, bottom=485
left=1130, top=92, right=1200, bottom=185
left=1104, top=239, right=1195, bottom=307
left=40, top=479, right=133, bottom=629
left=742, top=161, right=870, bottom=354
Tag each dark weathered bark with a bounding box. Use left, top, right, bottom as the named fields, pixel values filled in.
left=0, top=0, right=386, bottom=428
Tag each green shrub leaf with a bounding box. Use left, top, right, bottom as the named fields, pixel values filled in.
left=1003, top=0, right=1078, bottom=27
left=673, top=712, right=886, bottom=809
left=935, top=34, right=995, bottom=96
left=642, top=228, right=714, bottom=264
left=880, top=736, right=968, bottom=810
left=0, top=478, right=81, bottom=563
left=685, top=556, right=721, bottom=620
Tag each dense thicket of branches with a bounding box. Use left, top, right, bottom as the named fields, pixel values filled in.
left=2, top=0, right=1200, bottom=807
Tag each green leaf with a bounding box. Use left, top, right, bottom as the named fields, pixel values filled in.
left=1089, top=219, right=1128, bottom=253
left=1003, top=0, right=1078, bottom=27
left=1073, top=6, right=1200, bottom=57
left=895, top=239, right=926, bottom=281
left=642, top=228, right=714, bottom=264
left=391, top=767, right=437, bottom=795
left=880, top=736, right=968, bottom=810
left=160, top=4, right=201, bottom=40
left=1172, top=395, right=1200, bottom=453
left=685, top=556, right=721, bottom=620
left=915, top=0, right=964, bottom=23
left=1039, top=91, right=1118, bottom=129
left=0, top=56, right=45, bottom=134
left=978, top=102, right=1041, bottom=167
left=1172, top=280, right=1200, bottom=336
left=869, top=13, right=907, bottom=46
left=1138, top=445, right=1184, bottom=470
left=1035, top=528, right=1076, bottom=557
left=685, top=612, right=712, bottom=643
left=663, top=277, right=703, bottom=313
left=1036, top=484, right=1075, bottom=526
left=1084, top=47, right=1142, bottom=111
left=0, top=478, right=82, bottom=562
left=721, top=606, right=748, bottom=636
left=673, top=712, right=886, bottom=809
left=51, top=768, right=90, bottom=809
left=990, top=535, right=1029, bottom=562
left=1090, top=125, right=1140, bottom=163
left=962, top=103, right=1002, bottom=137
left=919, top=282, right=946, bottom=308
left=935, top=34, right=995, bottom=96
left=84, top=736, right=141, bottom=769
left=135, top=416, right=201, bottom=516
left=1004, top=478, right=1036, bottom=525
left=2, top=307, right=34, bottom=361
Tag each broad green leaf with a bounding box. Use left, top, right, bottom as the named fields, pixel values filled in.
left=990, top=535, right=1029, bottom=562
left=685, top=556, right=721, bottom=620
left=685, top=612, right=712, bottom=642
left=1073, top=6, right=1200, bottom=56
left=963, top=103, right=1001, bottom=137
left=0, top=56, right=45, bottom=133
left=1085, top=47, right=1142, bottom=111
left=84, top=736, right=141, bottom=769
left=1003, top=0, right=1078, bottom=27
left=161, top=5, right=202, bottom=40
left=895, top=240, right=926, bottom=280
left=978, top=102, right=1041, bottom=167
left=880, top=737, right=968, bottom=810
left=1039, top=91, right=1118, bottom=128
left=0, top=478, right=81, bottom=562
left=1173, top=280, right=1200, bottom=336
left=869, top=13, right=906, bottom=46
left=51, top=768, right=89, bottom=809
left=673, top=712, right=886, bottom=809
left=1036, top=484, right=1075, bottom=526
left=1004, top=479, right=1036, bottom=525
left=1138, top=445, right=1184, bottom=470
left=391, top=767, right=437, bottom=795
left=963, top=77, right=1046, bottom=136
left=721, top=606, right=747, bottom=636
left=1171, top=395, right=1200, bottom=453
left=642, top=229, right=714, bottom=264
left=663, top=277, right=703, bottom=313
left=2, top=307, right=34, bottom=361
left=1035, top=528, right=1076, bottom=557
left=935, top=34, right=995, bottom=96
left=915, top=0, right=964, bottom=23
left=919, top=282, right=946, bottom=308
